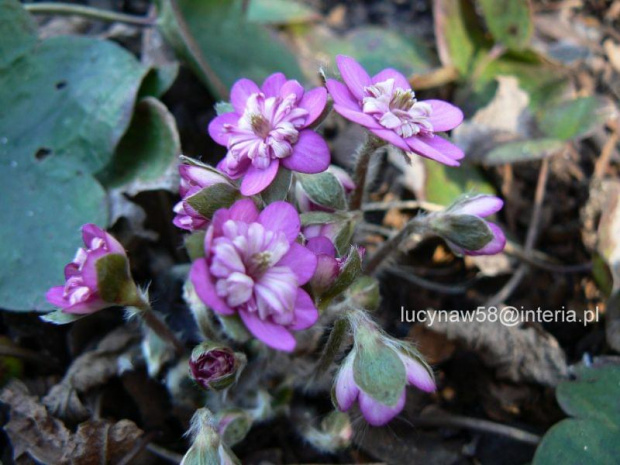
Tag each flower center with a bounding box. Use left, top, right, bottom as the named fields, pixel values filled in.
left=224, top=92, right=309, bottom=171
left=362, top=78, right=434, bottom=138
left=209, top=220, right=298, bottom=322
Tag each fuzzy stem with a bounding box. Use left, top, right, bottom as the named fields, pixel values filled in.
left=348, top=136, right=385, bottom=210
left=364, top=218, right=426, bottom=274
left=313, top=317, right=349, bottom=379
left=133, top=300, right=185, bottom=357
left=24, top=3, right=156, bottom=26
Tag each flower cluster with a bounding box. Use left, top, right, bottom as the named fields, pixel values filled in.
left=45, top=57, right=508, bottom=437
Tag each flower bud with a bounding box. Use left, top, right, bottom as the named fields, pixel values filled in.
left=173, top=161, right=237, bottom=231
left=189, top=342, right=245, bottom=390
left=216, top=409, right=253, bottom=447
left=429, top=194, right=506, bottom=256
left=296, top=165, right=355, bottom=213
left=345, top=276, right=380, bottom=311
left=299, top=410, right=352, bottom=453
left=44, top=224, right=140, bottom=320
left=181, top=408, right=240, bottom=465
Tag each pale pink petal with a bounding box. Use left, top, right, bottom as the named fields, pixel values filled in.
left=261, top=72, right=286, bottom=97
left=399, top=355, right=436, bottom=392
left=258, top=201, right=300, bottom=243
left=208, top=112, right=239, bottom=146
left=281, top=130, right=330, bottom=174
left=336, top=55, right=371, bottom=101
left=228, top=198, right=259, bottom=223
left=334, top=356, right=359, bottom=411
left=61, top=298, right=108, bottom=315
left=305, top=236, right=336, bottom=257
left=453, top=196, right=503, bottom=217
left=45, top=286, right=68, bottom=308
left=240, top=160, right=280, bottom=196
left=279, top=79, right=304, bottom=102
left=230, top=78, right=260, bottom=114
left=277, top=243, right=317, bottom=285
left=189, top=259, right=235, bottom=315
left=326, top=79, right=359, bottom=110
left=290, top=289, right=319, bottom=330
left=238, top=310, right=296, bottom=352
left=425, top=99, right=464, bottom=132
left=311, top=255, right=339, bottom=292
left=333, top=104, right=380, bottom=129
left=298, top=87, right=327, bottom=127
left=358, top=390, right=406, bottom=426
left=371, top=68, right=410, bottom=90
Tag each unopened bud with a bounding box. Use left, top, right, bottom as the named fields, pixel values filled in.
left=189, top=342, right=245, bottom=390
left=181, top=408, right=240, bottom=465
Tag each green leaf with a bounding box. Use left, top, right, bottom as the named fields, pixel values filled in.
left=353, top=327, right=406, bottom=406
left=40, top=310, right=90, bottom=325
left=96, top=253, right=139, bottom=305
left=300, top=25, right=436, bottom=77
left=247, top=0, right=319, bottom=25
left=138, top=63, right=179, bottom=99
left=297, top=172, right=346, bottom=211
left=261, top=168, right=292, bottom=204
left=157, top=0, right=304, bottom=98
left=538, top=97, right=612, bottom=141
left=482, top=139, right=565, bottom=165
left=433, top=0, right=489, bottom=75
left=186, top=183, right=240, bottom=219
left=533, top=365, right=620, bottom=465
left=97, top=97, right=180, bottom=188
left=478, top=0, right=533, bottom=50
left=424, top=159, right=495, bottom=206
left=320, top=247, right=362, bottom=309
left=0, top=0, right=37, bottom=68
left=300, top=211, right=344, bottom=226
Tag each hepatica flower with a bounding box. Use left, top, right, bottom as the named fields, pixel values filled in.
left=173, top=164, right=234, bottom=231
left=326, top=55, right=464, bottom=166
left=46, top=224, right=128, bottom=314
left=190, top=199, right=319, bottom=351
left=209, top=73, right=330, bottom=196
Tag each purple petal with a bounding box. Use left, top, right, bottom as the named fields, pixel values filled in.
left=280, top=79, right=304, bottom=102
left=326, top=79, right=359, bottom=110
left=290, top=289, right=319, bottom=330
left=240, top=160, right=280, bottom=196
left=466, top=222, right=506, bottom=256
left=371, top=68, right=411, bottom=90
left=228, top=198, right=259, bottom=223
left=454, top=195, right=504, bottom=217
left=230, top=78, right=260, bottom=114
left=306, top=236, right=336, bottom=257
left=333, top=104, right=380, bottom=129
left=261, top=72, right=286, bottom=97
left=189, top=259, right=234, bottom=315
left=358, top=390, right=406, bottom=426
left=368, top=128, right=410, bottom=151
left=208, top=112, right=239, bottom=146
left=81, top=223, right=104, bottom=247
left=238, top=310, right=296, bottom=352
left=311, top=255, right=339, bottom=292
left=335, top=55, right=371, bottom=101
left=258, top=201, right=300, bottom=243
left=45, top=286, right=68, bottom=308
left=400, top=355, right=436, bottom=392
left=282, top=130, right=330, bottom=174
left=60, top=298, right=108, bottom=315
left=334, top=356, right=359, bottom=411
left=425, top=99, right=464, bottom=132
left=277, top=243, right=317, bottom=285
left=405, top=135, right=464, bottom=166
left=299, top=87, right=327, bottom=127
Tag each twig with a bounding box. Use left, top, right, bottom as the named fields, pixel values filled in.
left=364, top=219, right=424, bottom=274
left=0, top=345, right=50, bottom=366
left=118, top=431, right=159, bottom=465
left=362, top=199, right=444, bottom=212
left=167, top=0, right=229, bottom=98
left=593, top=130, right=619, bottom=179
left=25, top=3, right=156, bottom=26
left=486, top=158, right=550, bottom=307
left=385, top=267, right=470, bottom=294
left=411, top=413, right=541, bottom=445
left=146, top=443, right=184, bottom=464
left=504, top=241, right=591, bottom=274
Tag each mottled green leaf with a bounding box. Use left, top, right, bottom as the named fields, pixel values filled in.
left=247, top=0, right=319, bottom=25
left=261, top=168, right=292, bottom=204
left=482, top=139, right=565, bottom=165
left=479, top=0, right=533, bottom=50
left=186, top=183, right=240, bottom=219
left=538, top=97, right=612, bottom=141
left=297, top=172, right=346, bottom=211
left=157, top=0, right=304, bottom=98
left=0, top=0, right=37, bottom=68
left=424, top=159, right=495, bottom=205
left=97, top=97, right=180, bottom=188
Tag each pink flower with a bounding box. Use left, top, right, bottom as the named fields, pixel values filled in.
left=173, top=164, right=233, bottom=231
left=189, top=199, right=319, bottom=352
left=296, top=165, right=355, bottom=212
left=46, top=224, right=126, bottom=314
left=334, top=349, right=435, bottom=426
left=443, top=195, right=506, bottom=256
left=326, top=55, right=465, bottom=166
left=208, top=73, right=331, bottom=196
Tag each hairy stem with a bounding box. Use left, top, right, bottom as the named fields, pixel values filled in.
left=133, top=300, right=185, bottom=357
left=364, top=218, right=425, bottom=274
left=25, top=3, right=156, bottom=26
left=349, top=136, right=385, bottom=210
left=313, top=317, right=349, bottom=379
